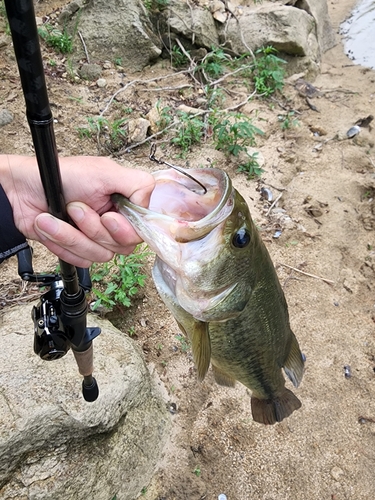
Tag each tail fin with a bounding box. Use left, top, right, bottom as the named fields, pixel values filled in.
left=251, top=388, right=302, bottom=425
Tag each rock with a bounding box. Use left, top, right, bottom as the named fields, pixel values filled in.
left=78, top=63, right=102, bottom=81
left=0, top=35, right=7, bottom=48
left=128, top=118, right=151, bottom=144
left=166, top=0, right=219, bottom=49
left=58, top=0, right=82, bottom=24
left=176, top=104, right=204, bottom=114
left=221, top=5, right=318, bottom=58
left=0, top=109, right=13, bottom=127
left=0, top=305, right=170, bottom=500
left=146, top=104, right=163, bottom=134
left=60, top=0, right=334, bottom=74
left=61, top=0, right=162, bottom=72
left=96, top=78, right=107, bottom=88
left=296, top=0, right=336, bottom=53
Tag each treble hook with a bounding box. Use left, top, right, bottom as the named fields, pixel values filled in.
left=149, top=144, right=207, bottom=194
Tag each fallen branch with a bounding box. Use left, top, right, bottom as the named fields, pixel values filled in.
left=100, top=69, right=191, bottom=116
left=266, top=190, right=284, bottom=216
left=279, top=263, right=334, bottom=284
left=78, top=31, right=90, bottom=64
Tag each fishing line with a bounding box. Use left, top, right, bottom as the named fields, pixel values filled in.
left=149, top=143, right=207, bottom=194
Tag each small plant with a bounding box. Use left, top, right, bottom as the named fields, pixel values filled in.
left=237, top=151, right=263, bottom=179
left=205, top=85, right=226, bottom=108
left=252, top=46, right=286, bottom=96
left=213, top=112, right=264, bottom=156
left=171, top=45, right=189, bottom=68
left=155, top=99, right=173, bottom=130
left=38, top=23, right=73, bottom=54
left=196, top=46, right=230, bottom=79
left=143, top=0, right=170, bottom=11
left=278, top=111, right=300, bottom=130
left=175, top=334, right=190, bottom=353
left=114, top=56, right=122, bottom=66
left=90, top=246, right=149, bottom=311
left=0, top=1, right=10, bottom=35
left=193, top=466, right=201, bottom=477
left=77, top=116, right=128, bottom=152
left=172, top=112, right=204, bottom=155
left=128, top=326, right=136, bottom=337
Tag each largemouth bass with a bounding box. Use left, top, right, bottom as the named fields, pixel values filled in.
left=113, top=168, right=305, bottom=425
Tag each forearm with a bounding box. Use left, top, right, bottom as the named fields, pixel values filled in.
left=0, top=159, right=29, bottom=262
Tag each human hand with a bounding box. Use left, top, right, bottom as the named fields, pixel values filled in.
left=0, top=155, right=155, bottom=267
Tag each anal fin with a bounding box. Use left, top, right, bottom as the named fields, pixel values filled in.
left=283, top=333, right=305, bottom=388
left=250, top=388, right=302, bottom=425
left=212, top=364, right=236, bottom=387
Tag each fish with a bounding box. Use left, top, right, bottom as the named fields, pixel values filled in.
left=112, top=167, right=305, bottom=425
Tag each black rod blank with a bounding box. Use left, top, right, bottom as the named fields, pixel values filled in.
left=4, top=0, right=78, bottom=294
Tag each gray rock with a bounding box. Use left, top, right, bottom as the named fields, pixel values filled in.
left=222, top=5, right=318, bottom=57
left=59, top=0, right=334, bottom=74
left=296, top=0, right=336, bottom=53
left=0, top=109, right=13, bottom=127
left=62, top=0, right=162, bottom=72
left=166, top=0, right=219, bottom=49
left=128, top=118, right=151, bottom=144
left=78, top=63, right=102, bottom=81
left=96, top=78, right=107, bottom=88
left=0, top=305, right=170, bottom=500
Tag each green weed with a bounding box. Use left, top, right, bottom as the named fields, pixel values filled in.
left=155, top=99, right=173, bottom=130
left=0, top=1, right=10, bottom=35
left=77, top=116, right=128, bottom=152
left=143, top=0, right=170, bottom=11
left=252, top=46, right=286, bottom=96
left=278, top=111, right=300, bottom=130
left=172, top=112, right=204, bottom=155
left=193, top=466, right=201, bottom=477
left=237, top=151, right=263, bottom=179
left=213, top=112, right=264, bottom=156
left=38, top=23, right=73, bottom=54
left=175, top=334, right=190, bottom=353
left=90, top=246, right=149, bottom=311
left=196, top=46, right=231, bottom=79
left=171, top=45, right=189, bottom=68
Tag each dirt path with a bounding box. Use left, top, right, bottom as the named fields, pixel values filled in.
left=1, top=0, right=374, bottom=499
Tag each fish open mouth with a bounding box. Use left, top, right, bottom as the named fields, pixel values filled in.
left=113, top=167, right=235, bottom=242
left=149, top=168, right=230, bottom=220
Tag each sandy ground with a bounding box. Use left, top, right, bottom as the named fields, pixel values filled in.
left=1, top=0, right=375, bottom=499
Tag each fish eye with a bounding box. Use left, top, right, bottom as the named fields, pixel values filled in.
left=232, top=228, right=251, bottom=248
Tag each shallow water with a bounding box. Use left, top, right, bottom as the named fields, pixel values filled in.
left=340, top=0, right=375, bottom=69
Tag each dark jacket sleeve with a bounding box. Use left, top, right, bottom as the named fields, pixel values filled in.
left=0, top=184, right=28, bottom=263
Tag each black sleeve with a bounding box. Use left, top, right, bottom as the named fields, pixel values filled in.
left=0, top=184, right=29, bottom=263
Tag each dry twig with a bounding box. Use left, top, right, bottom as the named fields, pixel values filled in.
left=278, top=263, right=334, bottom=285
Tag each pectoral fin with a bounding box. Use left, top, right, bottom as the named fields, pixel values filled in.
left=152, top=258, right=211, bottom=381
left=178, top=320, right=211, bottom=382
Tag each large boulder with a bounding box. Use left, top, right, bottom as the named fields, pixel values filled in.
left=0, top=305, right=170, bottom=500
left=61, top=0, right=162, bottom=71
left=60, top=0, right=335, bottom=74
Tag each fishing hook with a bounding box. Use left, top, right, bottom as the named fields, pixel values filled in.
left=149, top=143, right=207, bottom=194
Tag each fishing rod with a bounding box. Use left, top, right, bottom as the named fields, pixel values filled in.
left=4, top=0, right=100, bottom=402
